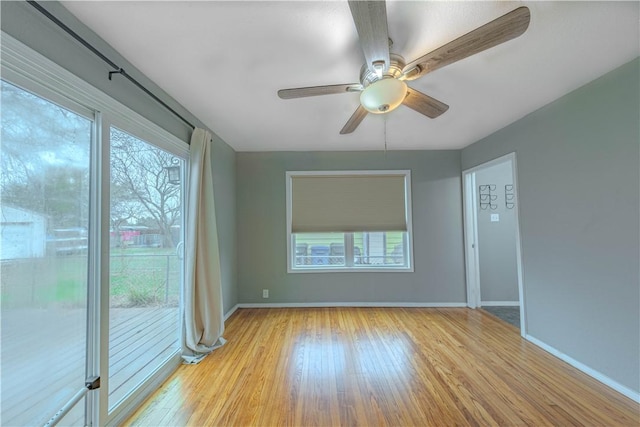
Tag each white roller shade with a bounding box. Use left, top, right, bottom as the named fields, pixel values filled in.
left=290, top=173, right=408, bottom=232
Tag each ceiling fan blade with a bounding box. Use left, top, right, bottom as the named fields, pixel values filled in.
left=403, top=6, right=531, bottom=80
left=402, top=88, right=449, bottom=118
left=348, top=0, right=391, bottom=74
left=278, top=83, right=362, bottom=99
left=340, top=105, right=368, bottom=134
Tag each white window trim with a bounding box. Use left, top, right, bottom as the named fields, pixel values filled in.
left=286, top=170, right=414, bottom=273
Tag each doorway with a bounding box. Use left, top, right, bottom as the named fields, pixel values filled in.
left=462, top=153, right=526, bottom=335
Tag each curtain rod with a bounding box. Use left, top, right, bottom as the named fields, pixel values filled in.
left=27, top=0, right=196, bottom=131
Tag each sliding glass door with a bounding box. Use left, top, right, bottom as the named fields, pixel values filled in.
left=108, top=126, right=184, bottom=411
left=0, top=80, right=94, bottom=425
left=1, top=36, right=190, bottom=425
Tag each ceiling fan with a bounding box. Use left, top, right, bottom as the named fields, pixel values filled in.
left=277, top=1, right=530, bottom=134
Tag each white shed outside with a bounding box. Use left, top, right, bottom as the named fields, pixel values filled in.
left=0, top=205, right=47, bottom=260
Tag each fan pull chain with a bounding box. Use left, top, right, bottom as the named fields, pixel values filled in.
left=384, top=116, right=388, bottom=153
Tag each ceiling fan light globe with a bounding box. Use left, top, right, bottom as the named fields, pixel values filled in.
left=360, top=78, right=408, bottom=114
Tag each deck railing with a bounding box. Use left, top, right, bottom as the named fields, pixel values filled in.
left=1, top=252, right=180, bottom=308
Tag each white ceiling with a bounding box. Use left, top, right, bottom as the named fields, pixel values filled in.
left=61, top=1, right=639, bottom=152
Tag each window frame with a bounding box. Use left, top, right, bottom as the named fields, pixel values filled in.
left=286, top=170, right=414, bottom=273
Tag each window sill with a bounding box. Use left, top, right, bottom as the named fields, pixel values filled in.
left=287, top=266, right=414, bottom=274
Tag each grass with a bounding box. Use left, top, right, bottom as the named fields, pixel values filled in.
left=55, top=278, right=86, bottom=302
left=1, top=248, right=180, bottom=308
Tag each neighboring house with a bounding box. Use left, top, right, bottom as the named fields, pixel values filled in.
left=0, top=205, right=47, bottom=260
left=110, top=226, right=158, bottom=248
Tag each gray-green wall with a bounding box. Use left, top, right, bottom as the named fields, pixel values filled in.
left=462, top=58, right=640, bottom=394
left=236, top=151, right=466, bottom=304
left=211, top=135, right=238, bottom=315
left=1, top=0, right=239, bottom=313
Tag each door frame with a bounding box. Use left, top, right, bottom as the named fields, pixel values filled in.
left=462, top=152, right=527, bottom=336
left=102, top=119, right=188, bottom=426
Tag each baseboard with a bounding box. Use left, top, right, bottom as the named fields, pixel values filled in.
left=236, top=302, right=467, bottom=308
left=481, top=301, right=520, bottom=307
left=525, top=334, right=640, bottom=403
left=224, top=304, right=239, bottom=320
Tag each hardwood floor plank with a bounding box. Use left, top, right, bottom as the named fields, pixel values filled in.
left=125, top=307, right=639, bottom=427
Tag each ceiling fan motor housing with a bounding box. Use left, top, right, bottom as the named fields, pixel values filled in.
left=360, top=53, right=406, bottom=86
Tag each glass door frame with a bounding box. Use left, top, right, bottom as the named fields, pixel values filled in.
left=1, top=71, right=100, bottom=426
left=100, top=115, right=188, bottom=425
left=2, top=31, right=189, bottom=426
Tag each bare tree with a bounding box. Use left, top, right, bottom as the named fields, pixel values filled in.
left=2, top=81, right=181, bottom=247
left=110, top=129, right=181, bottom=248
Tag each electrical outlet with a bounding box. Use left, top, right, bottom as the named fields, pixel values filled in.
left=262, top=289, right=269, bottom=298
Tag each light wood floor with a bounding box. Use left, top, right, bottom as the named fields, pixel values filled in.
left=125, top=307, right=639, bottom=426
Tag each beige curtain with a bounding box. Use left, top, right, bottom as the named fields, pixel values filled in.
left=183, top=128, right=226, bottom=364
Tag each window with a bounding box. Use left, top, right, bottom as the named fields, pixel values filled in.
left=286, top=171, right=413, bottom=272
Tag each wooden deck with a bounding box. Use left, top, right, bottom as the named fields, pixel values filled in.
left=1, top=306, right=179, bottom=426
